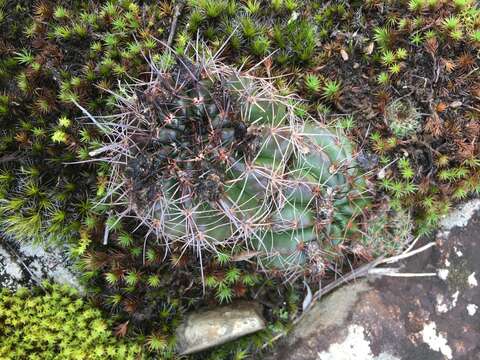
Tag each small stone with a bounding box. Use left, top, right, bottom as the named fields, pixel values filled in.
left=449, top=101, right=462, bottom=108
left=175, top=301, right=266, bottom=355
left=364, top=42, right=374, bottom=55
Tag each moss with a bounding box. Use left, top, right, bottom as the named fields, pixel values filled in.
left=0, top=283, right=143, bottom=359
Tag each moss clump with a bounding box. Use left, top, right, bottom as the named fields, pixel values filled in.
left=0, top=283, right=143, bottom=360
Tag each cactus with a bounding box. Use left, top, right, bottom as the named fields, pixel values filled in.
left=79, top=49, right=370, bottom=273
left=385, top=99, right=421, bottom=139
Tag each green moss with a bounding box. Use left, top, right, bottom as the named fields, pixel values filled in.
left=0, top=283, right=143, bottom=360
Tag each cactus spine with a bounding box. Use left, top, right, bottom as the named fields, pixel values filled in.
left=80, top=50, right=370, bottom=273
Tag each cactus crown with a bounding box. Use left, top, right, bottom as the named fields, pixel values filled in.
left=80, top=49, right=370, bottom=275
left=385, top=99, right=421, bottom=139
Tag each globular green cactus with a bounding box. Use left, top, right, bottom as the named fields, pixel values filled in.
left=385, top=99, right=421, bottom=139
left=80, top=49, right=370, bottom=274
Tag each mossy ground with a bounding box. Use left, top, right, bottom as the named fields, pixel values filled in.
left=0, top=0, right=479, bottom=358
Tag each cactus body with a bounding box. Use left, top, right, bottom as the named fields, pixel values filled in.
left=385, top=99, right=421, bottom=139
left=84, top=54, right=370, bottom=272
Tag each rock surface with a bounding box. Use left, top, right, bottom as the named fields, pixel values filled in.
left=0, top=244, right=27, bottom=290
left=175, top=301, right=266, bottom=355
left=0, top=238, right=82, bottom=291
left=266, top=199, right=480, bottom=360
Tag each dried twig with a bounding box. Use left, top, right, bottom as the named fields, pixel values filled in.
left=167, top=2, right=184, bottom=47
left=0, top=152, right=19, bottom=164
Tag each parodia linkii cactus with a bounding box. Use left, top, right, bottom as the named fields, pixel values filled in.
left=78, top=50, right=370, bottom=275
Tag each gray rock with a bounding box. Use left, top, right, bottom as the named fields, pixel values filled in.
left=175, top=301, right=266, bottom=355
left=0, top=243, right=27, bottom=290
left=266, top=199, right=480, bottom=360
left=18, top=243, right=82, bottom=291
left=0, top=239, right=82, bottom=291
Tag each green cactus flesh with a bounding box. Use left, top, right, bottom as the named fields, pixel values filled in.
left=88, top=56, right=370, bottom=270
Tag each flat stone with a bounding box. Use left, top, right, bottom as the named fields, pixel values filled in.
left=266, top=199, right=480, bottom=360
left=175, top=301, right=266, bottom=355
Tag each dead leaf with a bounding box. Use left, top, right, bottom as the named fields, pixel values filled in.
left=302, top=281, right=313, bottom=312
left=456, top=53, right=475, bottom=69
left=14, top=132, right=29, bottom=144
left=425, top=37, right=438, bottom=55
left=232, top=251, right=261, bottom=262
left=264, top=57, right=272, bottom=77
left=340, top=49, right=349, bottom=61
left=436, top=102, right=447, bottom=113
left=364, top=42, right=374, bottom=55
left=472, top=86, right=480, bottom=98
left=114, top=321, right=129, bottom=337
left=377, top=168, right=386, bottom=179
left=442, top=59, right=456, bottom=73
left=424, top=115, right=443, bottom=138
left=233, top=283, right=247, bottom=297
